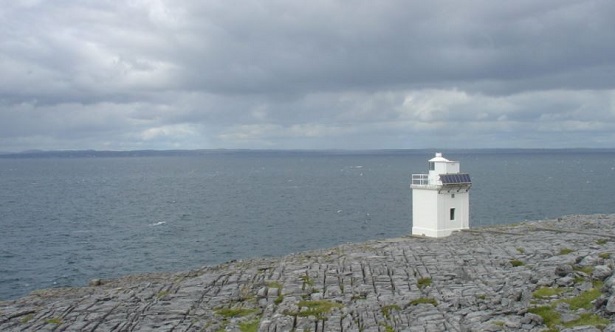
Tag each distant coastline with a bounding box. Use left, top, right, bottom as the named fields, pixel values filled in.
left=2, top=147, right=615, bottom=158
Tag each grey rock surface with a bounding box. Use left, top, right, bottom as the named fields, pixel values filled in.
left=2, top=214, right=615, bottom=331
left=594, top=265, right=613, bottom=281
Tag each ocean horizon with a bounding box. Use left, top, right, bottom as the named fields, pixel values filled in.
left=1, top=148, right=614, bottom=300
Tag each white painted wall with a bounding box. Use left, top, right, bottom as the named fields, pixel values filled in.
left=437, top=191, right=469, bottom=232
left=412, top=187, right=470, bottom=238
left=411, top=188, right=438, bottom=237
left=433, top=161, right=459, bottom=175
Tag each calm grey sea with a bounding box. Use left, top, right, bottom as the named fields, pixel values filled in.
left=1, top=150, right=614, bottom=300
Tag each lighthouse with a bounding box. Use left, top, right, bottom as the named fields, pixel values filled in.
left=410, top=153, right=471, bottom=237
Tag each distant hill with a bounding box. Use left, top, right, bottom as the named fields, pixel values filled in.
left=0, top=149, right=245, bottom=158
left=1, top=148, right=613, bottom=159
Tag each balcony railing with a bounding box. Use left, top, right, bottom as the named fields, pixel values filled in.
left=411, top=174, right=429, bottom=186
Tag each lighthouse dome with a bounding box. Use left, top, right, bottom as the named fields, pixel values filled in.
left=429, top=152, right=449, bottom=162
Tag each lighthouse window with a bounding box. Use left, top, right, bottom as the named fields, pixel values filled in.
left=429, top=162, right=435, bottom=170
left=451, top=194, right=455, bottom=198
left=450, top=208, right=456, bottom=221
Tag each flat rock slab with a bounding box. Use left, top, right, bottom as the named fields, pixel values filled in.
left=2, top=214, right=615, bottom=331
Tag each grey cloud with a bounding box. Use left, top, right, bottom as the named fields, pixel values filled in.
left=171, top=0, right=615, bottom=95
left=6, top=1, right=615, bottom=98
left=1, top=0, right=614, bottom=151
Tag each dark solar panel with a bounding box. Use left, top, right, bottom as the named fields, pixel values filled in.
left=440, top=173, right=471, bottom=184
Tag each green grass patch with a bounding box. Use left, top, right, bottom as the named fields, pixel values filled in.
left=295, top=300, right=343, bottom=319
left=409, top=297, right=438, bottom=306
left=380, top=304, right=401, bottom=319
left=599, top=252, right=611, bottom=259
left=559, top=248, right=574, bottom=255
left=563, top=313, right=609, bottom=329
left=573, top=275, right=586, bottom=284
left=574, top=265, right=594, bottom=274
left=300, top=274, right=315, bottom=290
left=267, top=281, right=283, bottom=289
left=45, top=317, right=63, bottom=325
left=417, top=277, right=432, bottom=289
left=215, top=308, right=258, bottom=319
left=560, top=282, right=603, bottom=310
left=528, top=306, right=560, bottom=327
left=596, top=239, right=608, bottom=245
left=516, top=247, right=525, bottom=254
left=239, top=319, right=260, bottom=332
left=530, top=281, right=608, bottom=331
left=20, top=313, right=34, bottom=324
left=533, top=287, right=565, bottom=299
left=156, top=290, right=170, bottom=299
left=510, top=259, right=524, bottom=267
left=382, top=324, right=395, bottom=332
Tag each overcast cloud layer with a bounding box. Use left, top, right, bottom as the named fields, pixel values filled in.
left=1, top=0, right=615, bottom=151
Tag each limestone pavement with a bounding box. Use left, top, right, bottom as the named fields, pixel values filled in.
left=2, top=214, right=615, bottom=331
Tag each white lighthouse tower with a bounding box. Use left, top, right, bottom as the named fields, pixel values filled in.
left=410, top=153, right=471, bottom=237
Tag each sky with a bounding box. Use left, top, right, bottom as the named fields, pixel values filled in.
left=1, top=0, right=615, bottom=151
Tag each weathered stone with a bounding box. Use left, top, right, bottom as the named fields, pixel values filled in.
left=593, top=265, right=613, bottom=281
left=604, top=275, right=615, bottom=293
left=464, top=310, right=493, bottom=324
left=258, top=298, right=268, bottom=307
left=560, top=312, right=581, bottom=323
left=606, top=295, right=615, bottom=313
left=2, top=214, right=615, bottom=331
left=522, top=312, right=544, bottom=325
left=88, top=278, right=103, bottom=286
left=268, top=287, right=279, bottom=297
left=500, top=297, right=511, bottom=307
left=558, top=276, right=576, bottom=287
left=556, top=264, right=574, bottom=277
left=257, top=286, right=268, bottom=297
left=560, top=327, right=601, bottom=332
left=537, top=276, right=555, bottom=286
left=579, top=255, right=602, bottom=267
left=505, top=318, right=522, bottom=329
left=478, top=322, right=504, bottom=332
left=593, top=295, right=608, bottom=310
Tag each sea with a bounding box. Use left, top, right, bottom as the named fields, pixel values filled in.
left=1, top=149, right=614, bottom=301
